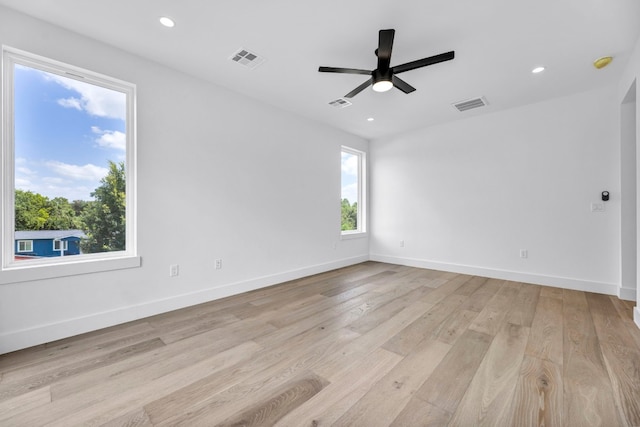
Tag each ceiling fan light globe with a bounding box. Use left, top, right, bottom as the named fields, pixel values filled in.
left=372, top=80, right=393, bottom=92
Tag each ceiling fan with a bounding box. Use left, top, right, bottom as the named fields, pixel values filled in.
left=318, top=29, right=455, bottom=98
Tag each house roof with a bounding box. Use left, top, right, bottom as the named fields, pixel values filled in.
left=15, top=230, right=87, bottom=240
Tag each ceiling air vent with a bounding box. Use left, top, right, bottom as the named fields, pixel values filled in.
left=229, top=48, right=266, bottom=69
left=452, top=96, right=488, bottom=112
left=329, top=98, right=352, bottom=108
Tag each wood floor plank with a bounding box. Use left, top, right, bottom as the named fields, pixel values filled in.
left=3, top=340, right=262, bottom=426
left=540, top=285, right=564, bottom=299
left=525, top=295, right=563, bottom=365
left=562, top=289, right=623, bottom=427
left=382, top=293, right=467, bottom=356
left=0, top=338, right=165, bottom=402
left=586, top=293, right=640, bottom=426
left=100, top=408, right=153, bottom=427
left=504, top=282, right=541, bottom=327
left=252, top=283, right=392, bottom=349
left=507, top=355, right=563, bottom=426
left=331, top=337, right=451, bottom=426
left=0, top=386, right=51, bottom=422
left=347, top=282, right=434, bottom=335
left=158, top=310, right=276, bottom=345
left=457, top=278, right=503, bottom=312
left=215, top=374, right=328, bottom=427
left=467, top=280, right=519, bottom=337
left=49, top=317, right=266, bottom=400
left=433, top=308, right=479, bottom=345
left=390, top=396, right=452, bottom=427
left=448, top=322, right=530, bottom=426
left=312, top=300, right=433, bottom=381
left=416, top=329, right=492, bottom=414
left=146, top=327, right=359, bottom=425
left=609, top=296, right=640, bottom=351
left=275, top=348, right=402, bottom=426
left=452, top=275, right=487, bottom=296
left=0, top=321, right=157, bottom=375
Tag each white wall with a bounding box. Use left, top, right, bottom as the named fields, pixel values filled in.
left=619, top=35, right=640, bottom=327
left=0, top=7, right=369, bottom=354
left=370, top=86, right=621, bottom=295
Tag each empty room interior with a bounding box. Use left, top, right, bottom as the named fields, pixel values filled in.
left=1, top=1, right=640, bottom=426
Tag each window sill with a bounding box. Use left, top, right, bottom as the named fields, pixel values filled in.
left=341, top=231, right=368, bottom=240
left=0, top=255, right=141, bottom=285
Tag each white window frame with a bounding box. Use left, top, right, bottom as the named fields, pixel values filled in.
left=53, top=240, right=68, bottom=251
left=17, top=240, right=33, bottom=252
left=1, top=46, right=140, bottom=284
left=341, top=146, right=367, bottom=238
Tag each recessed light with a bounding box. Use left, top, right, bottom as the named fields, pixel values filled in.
left=159, top=16, right=175, bottom=28
left=367, top=117, right=374, bottom=122
left=531, top=66, right=545, bottom=74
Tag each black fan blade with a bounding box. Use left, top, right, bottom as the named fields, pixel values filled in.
left=377, top=29, right=395, bottom=71
left=392, top=51, right=455, bottom=74
left=345, top=78, right=373, bottom=98
left=392, top=76, right=416, bottom=94
left=318, top=66, right=371, bottom=75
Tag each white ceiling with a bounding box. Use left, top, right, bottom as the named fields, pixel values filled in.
left=1, top=0, right=639, bottom=140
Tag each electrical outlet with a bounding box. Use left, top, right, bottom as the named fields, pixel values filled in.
left=215, top=259, right=222, bottom=270
left=169, top=264, right=179, bottom=277
left=519, top=249, right=528, bottom=259
left=400, top=240, right=405, bottom=248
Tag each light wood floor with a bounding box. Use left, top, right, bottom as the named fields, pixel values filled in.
left=1, top=262, right=640, bottom=426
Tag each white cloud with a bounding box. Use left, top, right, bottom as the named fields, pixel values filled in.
left=44, top=72, right=126, bottom=120
left=92, top=127, right=126, bottom=151
left=341, top=152, right=358, bottom=176
left=46, top=161, right=108, bottom=181
left=15, top=177, right=32, bottom=188
left=57, top=97, right=83, bottom=111
left=16, top=166, right=36, bottom=176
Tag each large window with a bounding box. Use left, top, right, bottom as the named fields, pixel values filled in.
left=2, top=47, right=138, bottom=281
left=341, top=146, right=366, bottom=235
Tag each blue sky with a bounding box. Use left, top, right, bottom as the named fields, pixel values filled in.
left=14, top=64, right=126, bottom=201
left=341, top=151, right=358, bottom=204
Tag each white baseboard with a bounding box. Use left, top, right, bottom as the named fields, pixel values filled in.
left=635, top=307, right=640, bottom=330
left=0, top=255, right=369, bottom=355
left=369, top=254, right=618, bottom=296
left=619, top=286, right=637, bottom=302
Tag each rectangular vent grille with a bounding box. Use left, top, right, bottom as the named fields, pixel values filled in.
left=230, top=48, right=266, bottom=69
left=329, top=98, right=352, bottom=108
left=452, top=96, right=488, bottom=112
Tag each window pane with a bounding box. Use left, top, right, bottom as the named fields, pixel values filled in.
left=341, top=150, right=359, bottom=232
left=13, top=64, right=127, bottom=260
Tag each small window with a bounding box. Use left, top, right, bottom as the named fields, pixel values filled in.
left=53, top=240, right=68, bottom=251
left=17, top=240, right=33, bottom=252
left=341, top=146, right=366, bottom=235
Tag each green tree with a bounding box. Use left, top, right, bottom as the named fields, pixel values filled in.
left=71, top=199, right=89, bottom=217
left=15, top=190, right=85, bottom=231
left=47, top=197, right=83, bottom=230
left=15, top=190, right=50, bottom=230
left=81, top=161, right=126, bottom=253
left=341, top=198, right=358, bottom=231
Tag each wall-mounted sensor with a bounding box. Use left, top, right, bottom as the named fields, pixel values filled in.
left=602, top=191, right=609, bottom=201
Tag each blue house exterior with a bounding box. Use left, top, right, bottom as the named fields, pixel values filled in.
left=15, top=230, right=86, bottom=258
